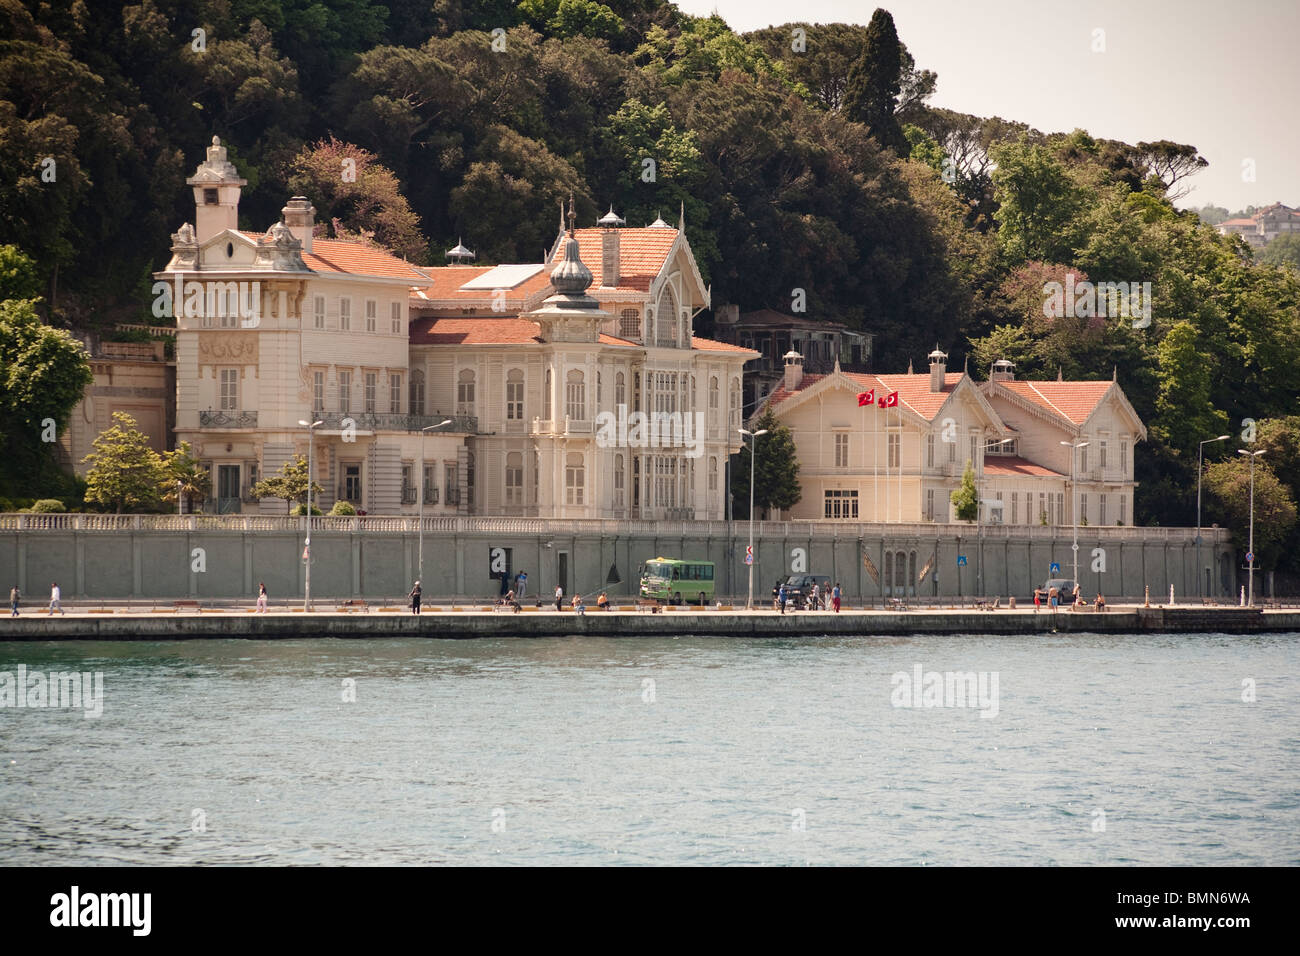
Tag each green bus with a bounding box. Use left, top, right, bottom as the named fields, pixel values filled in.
left=639, top=558, right=716, bottom=605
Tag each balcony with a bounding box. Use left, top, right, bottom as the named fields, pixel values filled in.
left=312, top=412, right=477, bottom=433
left=444, top=487, right=460, bottom=506
left=200, top=409, right=258, bottom=428
left=401, top=485, right=417, bottom=505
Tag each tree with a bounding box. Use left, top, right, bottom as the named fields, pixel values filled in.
left=950, top=459, right=977, bottom=521
left=841, top=8, right=907, bottom=154
left=287, top=137, right=427, bottom=261
left=1260, top=234, right=1300, bottom=273
left=0, top=245, right=42, bottom=302
left=1132, top=140, right=1207, bottom=201
left=0, top=298, right=93, bottom=497
left=82, top=412, right=166, bottom=513
left=1204, top=458, right=1297, bottom=566
left=252, top=454, right=323, bottom=514
left=730, top=408, right=800, bottom=519
left=989, top=139, right=1085, bottom=264
left=1153, top=321, right=1229, bottom=453
left=161, top=441, right=211, bottom=513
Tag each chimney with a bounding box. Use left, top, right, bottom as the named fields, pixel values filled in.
left=281, top=196, right=316, bottom=253
left=927, top=347, right=947, bottom=393
left=991, top=358, right=1015, bottom=382
left=783, top=350, right=804, bottom=391
left=598, top=205, right=624, bottom=288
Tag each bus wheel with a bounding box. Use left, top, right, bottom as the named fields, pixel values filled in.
left=673, top=592, right=681, bottom=606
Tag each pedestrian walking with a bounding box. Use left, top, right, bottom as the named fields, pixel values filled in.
left=257, top=582, right=268, bottom=613
left=809, top=583, right=820, bottom=612
left=778, top=583, right=788, bottom=615
left=832, top=583, right=841, bottom=613
left=9, top=585, right=19, bottom=616
left=554, top=585, right=563, bottom=611
left=49, top=582, right=64, bottom=615
left=1033, top=587, right=1041, bottom=613
left=409, top=580, right=422, bottom=615
left=515, top=570, right=527, bottom=600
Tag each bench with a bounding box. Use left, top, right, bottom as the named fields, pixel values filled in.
left=336, top=600, right=369, bottom=613
left=886, top=598, right=910, bottom=611
left=173, top=600, right=201, bottom=613
left=491, top=601, right=522, bottom=613
left=636, top=599, right=663, bottom=614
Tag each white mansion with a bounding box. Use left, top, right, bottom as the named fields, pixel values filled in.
left=159, top=137, right=753, bottom=517
left=763, top=349, right=1147, bottom=527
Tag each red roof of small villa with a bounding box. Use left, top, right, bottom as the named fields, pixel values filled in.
left=407, top=320, right=754, bottom=354
left=236, top=232, right=428, bottom=281
left=992, top=380, right=1113, bottom=426
left=573, top=227, right=679, bottom=292
left=767, top=371, right=964, bottom=421
left=983, top=456, right=1065, bottom=478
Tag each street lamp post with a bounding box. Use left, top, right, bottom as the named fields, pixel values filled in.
left=418, top=419, right=454, bottom=585
left=1237, top=448, right=1265, bottom=606
left=1060, top=440, right=1090, bottom=589
left=298, top=419, right=323, bottom=611
left=1197, top=435, right=1231, bottom=598
left=738, top=427, right=768, bottom=609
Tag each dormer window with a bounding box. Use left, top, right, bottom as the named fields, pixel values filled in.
left=204, top=188, right=219, bottom=205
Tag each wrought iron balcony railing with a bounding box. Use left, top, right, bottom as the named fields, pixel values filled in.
left=199, top=409, right=258, bottom=427
left=314, top=412, right=477, bottom=433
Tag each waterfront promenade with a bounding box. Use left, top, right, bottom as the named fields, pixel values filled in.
left=2, top=602, right=1295, bottom=638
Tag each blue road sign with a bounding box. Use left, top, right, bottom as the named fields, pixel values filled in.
left=1246, top=552, right=1254, bottom=563
left=956, top=555, right=967, bottom=567
left=1050, top=562, right=1061, bottom=574
left=744, top=554, right=753, bottom=565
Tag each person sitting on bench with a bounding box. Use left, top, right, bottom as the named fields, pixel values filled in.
left=596, top=591, right=610, bottom=611
left=1095, top=593, right=1106, bottom=611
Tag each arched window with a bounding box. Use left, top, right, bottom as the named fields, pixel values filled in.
left=596, top=370, right=602, bottom=410
left=506, top=369, right=524, bottom=420
left=409, top=369, right=425, bottom=416
left=457, top=369, right=475, bottom=415
left=615, top=371, right=626, bottom=409
left=614, top=454, right=625, bottom=508
left=655, top=285, right=678, bottom=347
left=729, top=377, right=740, bottom=429
left=708, top=456, right=718, bottom=492
left=565, top=452, right=585, bottom=506
left=543, top=368, right=551, bottom=421
left=709, top=376, right=719, bottom=413
left=505, top=452, right=523, bottom=505
left=565, top=369, right=585, bottom=421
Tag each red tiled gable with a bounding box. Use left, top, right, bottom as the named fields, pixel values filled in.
left=409, top=317, right=542, bottom=346
left=237, top=232, right=427, bottom=280
left=995, top=380, right=1113, bottom=426
left=769, top=371, right=964, bottom=421
left=984, top=456, right=1064, bottom=478
left=573, top=227, right=678, bottom=292
left=1219, top=218, right=1256, bottom=227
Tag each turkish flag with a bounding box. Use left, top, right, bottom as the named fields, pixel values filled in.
left=857, top=389, right=875, bottom=407
left=883, top=391, right=899, bottom=407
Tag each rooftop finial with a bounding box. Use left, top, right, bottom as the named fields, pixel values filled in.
left=566, top=194, right=576, bottom=238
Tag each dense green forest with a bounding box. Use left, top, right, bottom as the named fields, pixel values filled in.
left=2, top=0, right=1298, bottom=570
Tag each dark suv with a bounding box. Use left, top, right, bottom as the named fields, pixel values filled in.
left=1038, top=578, right=1078, bottom=606
left=777, top=574, right=832, bottom=609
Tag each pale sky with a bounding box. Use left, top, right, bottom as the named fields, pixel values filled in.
left=674, top=0, right=1299, bottom=212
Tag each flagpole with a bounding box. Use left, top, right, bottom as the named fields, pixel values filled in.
left=873, top=385, right=879, bottom=524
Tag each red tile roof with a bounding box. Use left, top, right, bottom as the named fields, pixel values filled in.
left=767, top=371, right=964, bottom=421
left=983, top=456, right=1064, bottom=478
left=238, top=232, right=428, bottom=280
left=407, top=321, right=750, bottom=354
left=414, top=265, right=554, bottom=304
left=409, top=317, right=542, bottom=346
left=994, top=380, right=1113, bottom=425
left=691, top=335, right=758, bottom=355
left=573, top=227, right=678, bottom=292
left=1219, top=218, right=1256, bottom=227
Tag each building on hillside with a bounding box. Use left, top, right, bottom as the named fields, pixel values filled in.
left=761, top=349, right=1146, bottom=528
left=1217, top=202, right=1300, bottom=249
left=159, top=136, right=459, bottom=514
left=156, top=137, right=753, bottom=517
left=408, top=204, right=755, bottom=519
left=59, top=337, right=176, bottom=477
left=711, top=306, right=872, bottom=411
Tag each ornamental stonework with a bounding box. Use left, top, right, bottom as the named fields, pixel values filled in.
left=197, top=332, right=258, bottom=364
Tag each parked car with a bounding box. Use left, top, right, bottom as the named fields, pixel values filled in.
left=777, top=574, right=832, bottom=609
left=1038, top=578, right=1079, bottom=606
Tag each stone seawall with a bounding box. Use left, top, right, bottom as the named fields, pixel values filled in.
left=0, top=519, right=1241, bottom=605
left=1, top=608, right=1294, bottom=640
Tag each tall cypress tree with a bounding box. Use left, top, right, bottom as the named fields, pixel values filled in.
left=842, top=8, right=907, bottom=155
